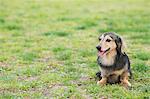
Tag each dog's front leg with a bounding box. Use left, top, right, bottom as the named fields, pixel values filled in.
left=120, top=71, right=131, bottom=88
left=97, top=77, right=107, bottom=85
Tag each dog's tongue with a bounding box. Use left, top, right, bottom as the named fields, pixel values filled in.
left=98, top=51, right=105, bottom=56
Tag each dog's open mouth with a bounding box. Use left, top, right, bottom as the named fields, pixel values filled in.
left=98, top=48, right=110, bottom=56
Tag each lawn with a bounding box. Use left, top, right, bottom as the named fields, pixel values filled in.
left=0, top=0, right=150, bottom=98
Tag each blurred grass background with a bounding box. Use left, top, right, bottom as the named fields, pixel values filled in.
left=0, top=0, right=150, bottom=98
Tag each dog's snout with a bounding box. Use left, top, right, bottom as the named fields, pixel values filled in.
left=96, top=45, right=101, bottom=51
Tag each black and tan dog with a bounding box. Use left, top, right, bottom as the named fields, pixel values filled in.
left=96, top=32, right=132, bottom=88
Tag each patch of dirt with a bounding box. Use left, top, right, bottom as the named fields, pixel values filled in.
left=37, top=56, right=53, bottom=63
left=1, top=83, right=66, bottom=98
left=69, top=75, right=95, bottom=99
left=0, top=87, right=18, bottom=94
left=0, top=62, right=9, bottom=67
left=79, top=76, right=95, bottom=81
left=70, top=75, right=95, bottom=86
left=98, top=95, right=109, bottom=99
left=78, top=76, right=95, bottom=99
left=44, top=83, right=67, bottom=97
left=17, top=75, right=39, bottom=82
left=0, top=62, right=11, bottom=77
left=77, top=86, right=93, bottom=99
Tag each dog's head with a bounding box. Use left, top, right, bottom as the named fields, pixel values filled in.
left=96, top=32, right=125, bottom=56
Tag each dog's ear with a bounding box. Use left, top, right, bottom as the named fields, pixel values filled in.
left=116, top=36, right=125, bottom=54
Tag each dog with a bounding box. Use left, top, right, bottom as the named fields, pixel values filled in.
left=96, top=32, right=132, bottom=88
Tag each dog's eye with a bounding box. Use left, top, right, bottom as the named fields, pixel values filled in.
left=106, top=39, right=111, bottom=42
left=99, top=38, right=101, bottom=41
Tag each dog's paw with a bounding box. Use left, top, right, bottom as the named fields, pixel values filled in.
left=121, top=81, right=132, bottom=89
left=97, top=80, right=106, bottom=86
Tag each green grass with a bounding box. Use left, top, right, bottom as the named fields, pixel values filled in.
left=0, top=0, right=150, bottom=98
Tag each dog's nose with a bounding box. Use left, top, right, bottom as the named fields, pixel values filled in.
left=96, top=45, right=101, bottom=51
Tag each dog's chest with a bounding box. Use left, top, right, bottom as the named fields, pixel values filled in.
left=98, top=55, right=115, bottom=66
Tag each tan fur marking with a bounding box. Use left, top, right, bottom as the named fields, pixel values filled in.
left=120, top=71, right=131, bottom=88
left=113, top=69, right=124, bottom=75
left=100, top=49, right=117, bottom=66
left=97, top=77, right=107, bottom=85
